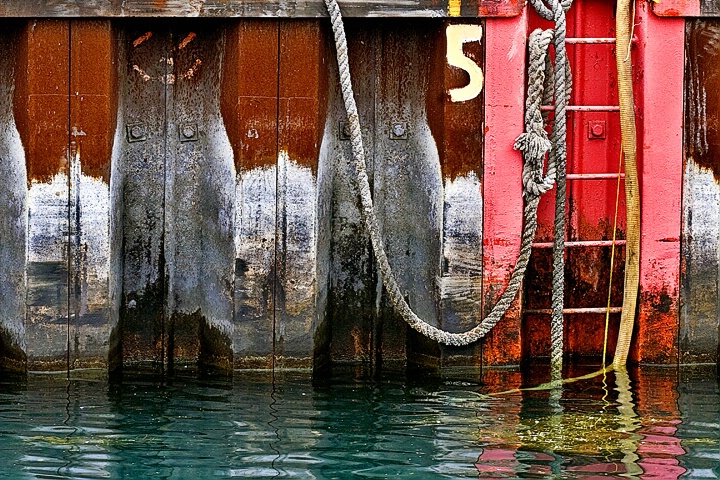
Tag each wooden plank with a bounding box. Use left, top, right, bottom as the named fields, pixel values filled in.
left=427, top=20, right=484, bottom=367
left=375, top=20, right=445, bottom=370
left=325, top=21, right=378, bottom=371
left=275, top=20, right=329, bottom=368
left=165, top=23, right=234, bottom=372
left=117, top=25, right=169, bottom=371
left=0, top=0, right=525, bottom=18
left=221, top=20, right=279, bottom=369
left=15, top=20, right=71, bottom=371
left=0, top=22, right=27, bottom=373
left=68, top=20, right=116, bottom=369
left=682, top=19, right=720, bottom=364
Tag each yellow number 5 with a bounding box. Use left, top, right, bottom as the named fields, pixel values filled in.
left=446, top=24, right=484, bottom=103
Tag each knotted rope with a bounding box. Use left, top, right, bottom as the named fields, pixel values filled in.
left=527, top=0, right=573, bottom=373
left=323, top=0, right=571, bottom=348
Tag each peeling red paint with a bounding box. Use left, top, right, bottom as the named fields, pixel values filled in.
left=652, top=0, right=700, bottom=17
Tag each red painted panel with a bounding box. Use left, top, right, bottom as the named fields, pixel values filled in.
left=482, top=11, right=527, bottom=366
left=634, top=2, right=683, bottom=364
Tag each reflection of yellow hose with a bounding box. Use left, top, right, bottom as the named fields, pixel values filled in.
left=614, top=0, right=640, bottom=368
left=614, top=367, right=643, bottom=476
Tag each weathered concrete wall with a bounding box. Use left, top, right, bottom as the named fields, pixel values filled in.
left=683, top=19, right=720, bottom=365
left=0, top=24, right=28, bottom=372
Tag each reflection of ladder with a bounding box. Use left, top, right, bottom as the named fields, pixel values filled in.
left=522, top=32, right=633, bottom=354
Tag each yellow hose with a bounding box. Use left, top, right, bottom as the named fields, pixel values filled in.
left=613, top=0, right=640, bottom=368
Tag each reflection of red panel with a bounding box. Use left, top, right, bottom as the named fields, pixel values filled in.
left=635, top=369, right=686, bottom=479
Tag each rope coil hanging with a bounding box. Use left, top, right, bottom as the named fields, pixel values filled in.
left=323, top=0, right=571, bottom=348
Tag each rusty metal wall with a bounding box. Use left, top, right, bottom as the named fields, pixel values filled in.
left=321, top=19, right=485, bottom=373
left=523, top=1, right=626, bottom=361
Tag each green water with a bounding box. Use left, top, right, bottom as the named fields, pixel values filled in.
left=0, top=366, right=718, bottom=479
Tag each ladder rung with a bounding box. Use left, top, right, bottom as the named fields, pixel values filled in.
left=567, top=173, right=625, bottom=180
left=566, top=37, right=617, bottom=44
left=541, top=105, right=621, bottom=112
left=524, top=307, right=623, bottom=315
left=565, top=36, right=638, bottom=45
left=532, top=240, right=627, bottom=249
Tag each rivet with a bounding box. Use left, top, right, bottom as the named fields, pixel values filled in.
left=183, top=125, right=196, bottom=138
left=339, top=121, right=351, bottom=140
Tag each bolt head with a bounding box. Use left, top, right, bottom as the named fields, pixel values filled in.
left=182, top=125, right=196, bottom=139
left=392, top=124, right=406, bottom=137
left=130, top=125, right=145, bottom=139
left=588, top=120, right=606, bottom=140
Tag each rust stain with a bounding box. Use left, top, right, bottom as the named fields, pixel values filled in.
left=278, top=21, right=328, bottom=175
left=477, top=0, right=524, bottom=17
left=220, top=20, right=279, bottom=173
left=133, top=64, right=151, bottom=81
left=178, top=31, right=196, bottom=50
left=482, top=291, right=522, bottom=365
left=70, top=20, right=117, bottom=183
left=427, top=19, right=484, bottom=182
left=14, top=20, right=116, bottom=185
left=133, top=31, right=152, bottom=47
left=179, top=58, right=202, bottom=80
left=14, top=20, right=70, bottom=186
left=686, top=20, right=720, bottom=182
left=634, top=288, right=679, bottom=364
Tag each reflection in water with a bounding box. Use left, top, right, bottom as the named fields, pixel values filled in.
left=0, top=367, right=717, bottom=478
left=475, top=367, right=697, bottom=479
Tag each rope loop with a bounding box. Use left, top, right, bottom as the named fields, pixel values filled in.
left=323, top=0, right=572, bottom=348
